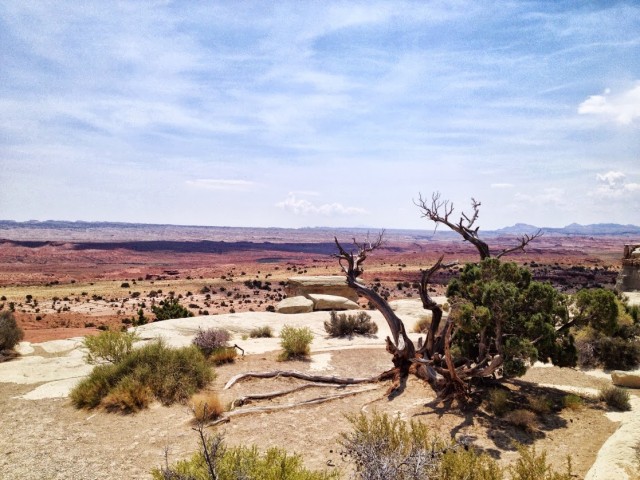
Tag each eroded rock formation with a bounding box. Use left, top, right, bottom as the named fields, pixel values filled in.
left=616, top=244, right=640, bottom=291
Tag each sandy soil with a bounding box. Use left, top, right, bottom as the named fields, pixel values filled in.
left=0, top=337, right=627, bottom=480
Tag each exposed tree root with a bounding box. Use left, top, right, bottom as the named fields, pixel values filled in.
left=230, top=382, right=354, bottom=408
left=223, top=370, right=383, bottom=390
left=209, top=385, right=380, bottom=427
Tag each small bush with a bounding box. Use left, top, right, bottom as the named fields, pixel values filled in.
left=83, top=329, right=139, bottom=364
left=527, top=395, right=552, bottom=415
left=279, top=325, right=313, bottom=360
left=562, top=394, right=584, bottom=410
left=439, top=448, right=503, bottom=480
left=599, top=385, right=631, bottom=411
left=191, top=391, right=224, bottom=422
left=504, top=409, right=537, bottom=431
left=509, top=445, right=572, bottom=480
left=249, top=325, right=273, bottom=338
left=487, top=389, right=510, bottom=416
left=71, top=340, right=213, bottom=411
left=413, top=316, right=430, bottom=333
left=152, top=298, right=194, bottom=321
left=324, top=311, right=378, bottom=338
left=0, top=311, right=24, bottom=352
left=153, top=435, right=338, bottom=480
left=340, top=412, right=442, bottom=479
left=192, top=328, right=231, bottom=356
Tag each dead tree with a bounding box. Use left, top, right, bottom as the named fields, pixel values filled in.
left=415, top=192, right=542, bottom=260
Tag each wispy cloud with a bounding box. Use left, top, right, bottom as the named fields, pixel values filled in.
left=185, top=179, right=255, bottom=191
left=491, top=183, right=514, bottom=189
left=276, top=193, right=367, bottom=216
left=578, top=83, right=640, bottom=125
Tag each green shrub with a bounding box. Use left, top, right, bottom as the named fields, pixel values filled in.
left=562, top=394, right=584, bottom=410
left=71, top=340, right=213, bottom=411
left=152, top=298, right=194, bottom=321
left=279, top=325, right=313, bottom=360
left=153, top=433, right=338, bottom=480
left=249, top=325, right=273, bottom=338
left=596, top=336, right=640, bottom=370
left=439, top=448, right=502, bottom=480
left=599, top=385, right=631, bottom=411
left=324, top=311, right=378, bottom=337
left=509, top=445, right=572, bottom=480
left=83, top=329, right=139, bottom=364
left=0, top=311, right=23, bottom=352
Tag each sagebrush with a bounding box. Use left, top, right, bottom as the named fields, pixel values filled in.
left=0, top=311, right=23, bottom=354
left=324, top=310, right=378, bottom=337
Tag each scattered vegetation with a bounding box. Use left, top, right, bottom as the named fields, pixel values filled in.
left=249, top=325, right=273, bottom=338
left=71, top=340, right=213, bottom=412
left=278, top=325, right=313, bottom=360
left=323, top=310, right=378, bottom=338
left=0, top=311, right=23, bottom=360
left=83, top=329, right=139, bottom=364
left=340, top=412, right=571, bottom=480
left=598, top=385, right=631, bottom=411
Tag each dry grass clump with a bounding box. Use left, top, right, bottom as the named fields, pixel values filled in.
left=278, top=325, right=313, bottom=360
left=209, top=347, right=237, bottom=365
left=504, top=409, right=537, bottom=431
left=249, top=325, right=273, bottom=338
left=191, top=391, right=224, bottom=422
left=487, top=389, right=511, bottom=416
left=599, top=385, right=631, bottom=411
left=412, top=316, right=431, bottom=333
left=324, top=310, right=378, bottom=338
left=527, top=395, right=552, bottom=415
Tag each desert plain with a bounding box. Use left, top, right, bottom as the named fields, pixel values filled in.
left=0, top=221, right=639, bottom=479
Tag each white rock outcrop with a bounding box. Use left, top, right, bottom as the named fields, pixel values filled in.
left=611, top=370, right=640, bottom=389
left=308, top=294, right=360, bottom=311
left=275, top=296, right=314, bottom=314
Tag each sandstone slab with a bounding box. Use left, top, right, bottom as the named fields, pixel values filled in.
left=286, top=276, right=358, bottom=302
left=611, top=370, right=640, bottom=388
left=276, top=296, right=314, bottom=314
left=308, top=294, right=359, bottom=311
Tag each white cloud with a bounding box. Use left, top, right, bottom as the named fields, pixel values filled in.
left=185, top=179, right=255, bottom=191
left=276, top=193, right=367, bottom=216
left=515, top=187, right=566, bottom=205
left=578, top=83, right=640, bottom=125
left=490, top=183, right=514, bottom=189
left=593, top=171, right=640, bottom=198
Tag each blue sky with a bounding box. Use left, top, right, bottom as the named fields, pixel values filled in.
left=1, top=1, right=639, bottom=230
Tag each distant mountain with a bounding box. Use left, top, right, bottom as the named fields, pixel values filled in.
left=494, top=223, right=640, bottom=236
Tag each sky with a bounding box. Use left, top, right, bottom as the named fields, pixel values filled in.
left=1, top=1, right=639, bottom=230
